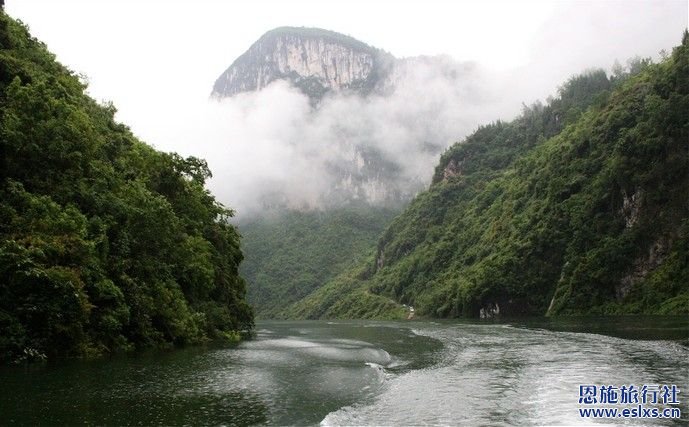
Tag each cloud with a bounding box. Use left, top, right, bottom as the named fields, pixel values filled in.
left=71, top=0, right=682, bottom=219
left=178, top=56, right=511, bottom=218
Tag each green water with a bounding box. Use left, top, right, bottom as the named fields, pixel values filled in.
left=1, top=317, right=687, bottom=426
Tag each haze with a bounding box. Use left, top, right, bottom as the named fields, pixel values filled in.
left=6, top=0, right=687, bottom=216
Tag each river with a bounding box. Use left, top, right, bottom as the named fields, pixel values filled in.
left=1, top=317, right=687, bottom=425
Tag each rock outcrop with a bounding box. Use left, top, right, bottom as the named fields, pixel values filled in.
left=211, top=27, right=469, bottom=209
left=212, top=27, right=393, bottom=100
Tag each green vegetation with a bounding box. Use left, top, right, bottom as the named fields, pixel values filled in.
left=0, top=13, right=253, bottom=363
left=239, top=206, right=399, bottom=318
left=262, top=27, right=377, bottom=54
left=284, top=264, right=406, bottom=320
left=293, top=34, right=689, bottom=319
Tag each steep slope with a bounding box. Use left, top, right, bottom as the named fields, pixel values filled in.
left=212, top=27, right=393, bottom=100
left=214, top=27, right=478, bottom=318
left=211, top=26, right=474, bottom=103
left=239, top=206, right=398, bottom=318
left=211, top=27, right=473, bottom=210
left=0, top=13, right=253, bottom=363
left=289, top=34, right=689, bottom=319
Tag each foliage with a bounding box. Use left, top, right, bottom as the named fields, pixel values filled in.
left=295, top=33, right=689, bottom=319
left=239, top=205, right=398, bottom=318
left=284, top=262, right=406, bottom=320
left=0, top=13, right=253, bottom=363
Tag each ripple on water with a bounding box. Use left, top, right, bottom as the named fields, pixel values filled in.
left=322, top=323, right=689, bottom=426
left=3, top=320, right=684, bottom=426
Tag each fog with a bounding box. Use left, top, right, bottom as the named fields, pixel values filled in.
left=6, top=0, right=687, bottom=217
left=194, top=58, right=507, bottom=215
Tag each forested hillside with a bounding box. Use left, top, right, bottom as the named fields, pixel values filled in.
left=289, top=33, right=689, bottom=319
left=0, top=13, right=253, bottom=363
left=239, top=206, right=398, bottom=318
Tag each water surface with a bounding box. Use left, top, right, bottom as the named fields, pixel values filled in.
left=1, top=317, right=687, bottom=425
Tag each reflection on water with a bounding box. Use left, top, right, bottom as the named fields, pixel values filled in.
left=0, top=318, right=687, bottom=426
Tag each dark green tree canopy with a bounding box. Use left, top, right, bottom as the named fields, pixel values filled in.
left=0, top=13, right=253, bottom=363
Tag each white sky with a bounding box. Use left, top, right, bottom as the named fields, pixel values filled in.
left=4, top=0, right=689, bottom=158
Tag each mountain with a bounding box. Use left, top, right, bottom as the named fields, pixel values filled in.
left=286, top=34, right=689, bottom=319
left=0, top=12, right=253, bottom=363
left=212, top=26, right=479, bottom=211
left=212, top=27, right=394, bottom=100
left=238, top=206, right=399, bottom=318
left=214, top=27, right=480, bottom=317
left=211, top=26, right=476, bottom=102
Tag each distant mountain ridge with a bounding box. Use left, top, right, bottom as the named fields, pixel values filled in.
left=210, top=26, right=483, bottom=319
left=211, top=26, right=479, bottom=212
left=212, top=26, right=394, bottom=99
left=212, top=26, right=478, bottom=102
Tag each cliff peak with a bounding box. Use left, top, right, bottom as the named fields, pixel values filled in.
left=211, top=26, right=393, bottom=99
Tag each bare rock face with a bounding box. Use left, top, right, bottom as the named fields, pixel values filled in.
left=616, top=236, right=671, bottom=300
left=212, top=27, right=394, bottom=100
left=442, top=158, right=463, bottom=181
left=621, top=188, right=642, bottom=228
left=210, top=27, right=474, bottom=210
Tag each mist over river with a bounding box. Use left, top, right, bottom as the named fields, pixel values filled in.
left=2, top=318, right=687, bottom=426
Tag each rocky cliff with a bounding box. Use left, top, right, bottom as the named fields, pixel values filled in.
left=216, top=27, right=478, bottom=318
left=211, top=26, right=470, bottom=209
left=212, top=27, right=394, bottom=99
left=284, top=35, right=689, bottom=319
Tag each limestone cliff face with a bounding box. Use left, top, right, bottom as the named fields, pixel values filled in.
left=210, top=27, right=472, bottom=209
left=212, top=27, right=393, bottom=99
